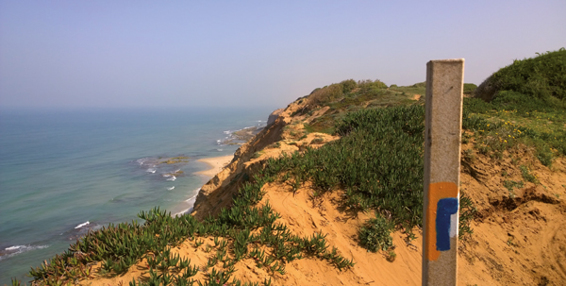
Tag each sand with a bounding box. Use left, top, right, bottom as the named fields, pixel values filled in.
left=195, top=155, right=234, bottom=177
left=72, top=94, right=566, bottom=286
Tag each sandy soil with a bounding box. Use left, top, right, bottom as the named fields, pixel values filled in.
left=73, top=96, right=566, bottom=286
left=195, top=155, right=234, bottom=177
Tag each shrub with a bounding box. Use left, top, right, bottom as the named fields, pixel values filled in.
left=358, top=79, right=388, bottom=93
left=475, top=48, right=566, bottom=102
left=358, top=215, right=394, bottom=252
left=340, top=79, right=357, bottom=94
left=462, top=92, right=566, bottom=166
left=491, top=90, right=564, bottom=113
left=309, top=84, right=344, bottom=106
left=463, top=83, right=477, bottom=94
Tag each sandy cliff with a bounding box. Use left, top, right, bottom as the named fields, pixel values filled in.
left=189, top=97, right=566, bottom=285
left=75, top=94, right=566, bottom=286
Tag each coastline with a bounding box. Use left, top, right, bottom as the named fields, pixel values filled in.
left=172, top=154, right=235, bottom=217
left=195, top=155, right=234, bottom=178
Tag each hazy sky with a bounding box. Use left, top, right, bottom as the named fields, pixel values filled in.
left=1, top=1, right=565, bottom=109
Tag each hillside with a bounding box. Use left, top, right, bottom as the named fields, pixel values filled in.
left=18, top=52, right=566, bottom=286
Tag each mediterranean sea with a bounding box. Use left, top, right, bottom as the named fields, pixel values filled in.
left=0, top=106, right=272, bottom=283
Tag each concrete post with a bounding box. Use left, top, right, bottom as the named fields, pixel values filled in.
left=422, top=59, right=464, bottom=286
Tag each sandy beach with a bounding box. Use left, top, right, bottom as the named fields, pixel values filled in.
left=195, top=155, right=234, bottom=177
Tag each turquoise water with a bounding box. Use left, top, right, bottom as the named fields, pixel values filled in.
left=0, top=107, right=273, bottom=283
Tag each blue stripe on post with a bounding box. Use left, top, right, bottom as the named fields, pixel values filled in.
left=436, top=198, right=458, bottom=251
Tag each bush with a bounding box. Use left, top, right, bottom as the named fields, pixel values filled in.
left=309, top=84, right=344, bottom=106
left=358, top=79, right=388, bottom=93
left=462, top=89, right=566, bottom=165
left=476, top=48, right=566, bottom=102
left=463, top=83, right=477, bottom=94
left=491, top=90, right=565, bottom=113
left=340, top=79, right=357, bottom=94
left=358, top=215, right=394, bottom=252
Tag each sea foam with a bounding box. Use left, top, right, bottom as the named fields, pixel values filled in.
left=74, top=221, right=90, bottom=229
left=0, top=245, right=49, bottom=261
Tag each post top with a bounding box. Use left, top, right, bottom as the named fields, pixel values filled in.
left=427, top=58, right=465, bottom=64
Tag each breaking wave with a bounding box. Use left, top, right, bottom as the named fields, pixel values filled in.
left=74, top=221, right=90, bottom=229
left=0, top=245, right=49, bottom=261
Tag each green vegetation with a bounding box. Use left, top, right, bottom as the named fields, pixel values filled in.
left=463, top=83, right=477, bottom=95
left=519, top=165, right=539, bottom=184
left=266, top=105, right=425, bottom=229
left=389, top=82, right=426, bottom=96
left=21, top=79, right=481, bottom=285
left=463, top=90, right=566, bottom=166
left=358, top=215, right=394, bottom=252
left=264, top=104, right=476, bottom=248
left=503, top=180, right=523, bottom=198
left=463, top=49, right=566, bottom=166
left=303, top=79, right=420, bottom=134
left=503, top=180, right=524, bottom=192
left=476, top=48, right=566, bottom=102
left=25, top=169, right=354, bottom=285
left=22, top=49, right=566, bottom=284
left=303, top=80, right=477, bottom=135
left=458, top=194, right=477, bottom=239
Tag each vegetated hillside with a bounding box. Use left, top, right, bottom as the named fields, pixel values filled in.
left=475, top=48, right=566, bottom=103
left=20, top=51, right=566, bottom=285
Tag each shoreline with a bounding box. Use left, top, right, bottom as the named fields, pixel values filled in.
left=173, top=154, right=235, bottom=217
left=195, top=155, right=234, bottom=178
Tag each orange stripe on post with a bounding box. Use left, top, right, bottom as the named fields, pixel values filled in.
left=424, top=182, right=458, bottom=261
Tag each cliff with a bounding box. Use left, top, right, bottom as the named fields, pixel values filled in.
left=191, top=92, right=566, bottom=286
left=25, top=76, right=566, bottom=286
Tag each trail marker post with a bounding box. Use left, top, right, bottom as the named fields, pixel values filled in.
left=422, top=59, right=464, bottom=286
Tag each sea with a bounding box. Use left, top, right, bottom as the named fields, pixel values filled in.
left=0, top=106, right=274, bottom=283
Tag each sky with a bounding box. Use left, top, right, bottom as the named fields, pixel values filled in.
left=0, top=1, right=565, bottom=109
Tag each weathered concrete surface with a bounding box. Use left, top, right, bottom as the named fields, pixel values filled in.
left=423, top=59, right=464, bottom=286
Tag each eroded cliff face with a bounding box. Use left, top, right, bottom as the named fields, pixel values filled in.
left=191, top=111, right=286, bottom=220
left=192, top=98, right=338, bottom=220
